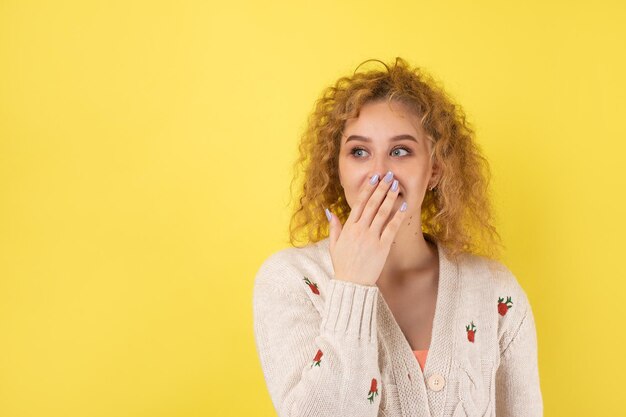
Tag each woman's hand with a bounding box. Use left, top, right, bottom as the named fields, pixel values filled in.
left=326, top=171, right=407, bottom=287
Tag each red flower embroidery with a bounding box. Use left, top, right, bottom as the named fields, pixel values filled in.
left=303, top=276, right=320, bottom=295
left=497, top=296, right=513, bottom=316
left=311, top=349, right=323, bottom=367
left=466, top=321, right=477, bottom=343
left=367, top=378, right=378, bottom=403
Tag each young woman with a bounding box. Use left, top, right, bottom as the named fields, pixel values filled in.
left=253, top=57, right=543, bottom=417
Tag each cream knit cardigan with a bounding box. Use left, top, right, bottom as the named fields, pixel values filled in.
left=252, top=237, right=543, bottom=417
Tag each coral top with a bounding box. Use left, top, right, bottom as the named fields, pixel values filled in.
left=413, top=349, right=428, bottom=371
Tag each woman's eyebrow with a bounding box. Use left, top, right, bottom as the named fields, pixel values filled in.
left=345, top=134, right=418, bottom=144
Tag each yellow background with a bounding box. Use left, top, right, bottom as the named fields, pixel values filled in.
left=1, top=0, right=624, bottom=416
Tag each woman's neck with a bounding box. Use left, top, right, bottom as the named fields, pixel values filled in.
left=377, top=218, right=438, bottom=287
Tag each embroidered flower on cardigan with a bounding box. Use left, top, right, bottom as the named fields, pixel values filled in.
left=466, top=321, right=477, bottom=343
left=303, top=276, right=320, bottom=295
left=367, top=378, right=378, bottom=403
left=311, top=349, right=323, bottom=367
left=498, top=296, right=513, bottom=316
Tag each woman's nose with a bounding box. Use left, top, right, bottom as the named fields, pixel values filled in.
left=369, top=169, right=393, bottom=184
left=370, top=164, right=393, bottom=180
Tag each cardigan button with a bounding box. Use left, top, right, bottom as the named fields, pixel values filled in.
left=426, top=373, right=445, bottom=391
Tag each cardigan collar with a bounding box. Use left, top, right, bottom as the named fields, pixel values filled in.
left=376, top=236, right=460, bottom=417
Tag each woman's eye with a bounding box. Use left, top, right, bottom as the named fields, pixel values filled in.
left=350, top=147, right=369, bottom=157
left=392, top=148, right=410, bottom=157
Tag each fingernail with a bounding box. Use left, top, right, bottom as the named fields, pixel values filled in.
left=391, top=179, right=399, bottom=191
left=384, top=171, right=394, bottom=183
left=369, top=173, right=380, bottom=185
left=400, top=201, right=407, bottom=212
left=325, top=207, right=332, bottom=221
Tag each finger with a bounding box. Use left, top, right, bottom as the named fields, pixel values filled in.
left=380, top=200, right=408, bottom=245
left=358, top=170, right=395, bottom=228
left=343, top=172, right=382, bottom=226
left=370, top=178, right=401, bottom=236
left=326, top=207, right=341, bottom=249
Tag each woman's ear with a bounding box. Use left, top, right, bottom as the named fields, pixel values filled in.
left=426, top=140, right=441, bottom=188
left=429, top=159, right=441, bottom=188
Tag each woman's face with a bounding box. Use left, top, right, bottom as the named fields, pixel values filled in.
left=338, top=99, right=438, bottom=217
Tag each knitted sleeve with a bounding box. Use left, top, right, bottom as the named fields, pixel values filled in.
left=253, top=257, right=382, bottom=417
left=495, top=300, right=544, bottom=417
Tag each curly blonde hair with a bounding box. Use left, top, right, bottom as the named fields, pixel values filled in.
left=287, top=57, right=503, bottom=261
